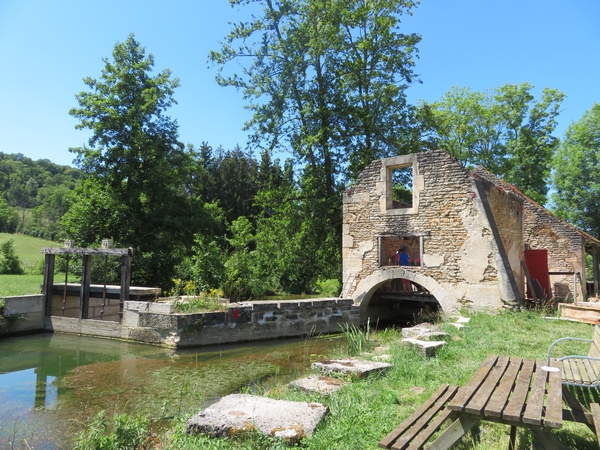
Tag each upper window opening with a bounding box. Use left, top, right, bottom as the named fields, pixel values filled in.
left=391, top=165, right=413, bottom=209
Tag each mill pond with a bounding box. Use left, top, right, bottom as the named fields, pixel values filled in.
left=0, top=332, right=342, bottom=449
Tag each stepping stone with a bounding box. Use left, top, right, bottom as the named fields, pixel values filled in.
left=420, top=331, right=450, bottom=341
left=289, top=375, right=347, bottom=395
left=401, top=324, right=441, bottom=339
left=448, top=323, right=467, bottom=329
left=186, top=394, right=327, bottom=444
left=311, top=359, right=391, bottom=377
left=456, top=316, right=471, bottom=323
left=402, top=338, right=446, bottom=357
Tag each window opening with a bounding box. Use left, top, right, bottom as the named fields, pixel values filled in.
left=379, top=235, right=422, bottom=268
left=391, top=165, right=413, bottom=209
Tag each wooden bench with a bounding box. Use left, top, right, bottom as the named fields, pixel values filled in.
left=547, top=324, right=600, bottom=388
left=379, top=384, right=459, bottom=450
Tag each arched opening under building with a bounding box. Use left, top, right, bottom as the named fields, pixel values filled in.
left=362, top=278, right=441, bottom=327
left=352, top=268, right=451, bottom=328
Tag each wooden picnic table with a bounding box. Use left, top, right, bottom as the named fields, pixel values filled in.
left=427, top=355, right=565, bottom=450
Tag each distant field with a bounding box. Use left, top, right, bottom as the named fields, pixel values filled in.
left=0, top=233, right=59, bottom=268
left=0, top=233, right=60, bottom=297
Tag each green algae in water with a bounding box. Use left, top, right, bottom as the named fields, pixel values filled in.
left=0, top=333, right=342, bottom=449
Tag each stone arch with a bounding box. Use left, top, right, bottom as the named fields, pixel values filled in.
left=352, top=268, right=455, bottom=323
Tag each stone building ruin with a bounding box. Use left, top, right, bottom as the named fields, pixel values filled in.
left=341, top=150, right=600, bottom=324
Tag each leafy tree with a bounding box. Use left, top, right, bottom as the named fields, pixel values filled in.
left=419, top=86, right=505, bottom=171
left=210, top=0, right=420, bottom=290
left=0, top=238, right=23, bottom=275
left=497, top=83, right=564, bottom=204
left=211, top=0, right=421, bottom=182
left=64, top=34, right=217, bottom=289
left=422, top=83, right=564, bottom=204
left=552, top=103, right=600, bottom=238
left=190, top=234, right=225, bottom=294
left=0, top=198, right=18, bottom=233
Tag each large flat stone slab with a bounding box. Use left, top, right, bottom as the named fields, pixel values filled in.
left=186, top=394, right=327, bottom=443
left=289, top=375, right=347, bottom=395
left=401, top=323, right=441, bottom=339
left=311, top=359, right=391, bottom=377
left=402, top=338, right=446, bottom=357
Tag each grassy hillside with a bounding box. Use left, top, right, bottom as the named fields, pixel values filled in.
left=0, top=232, right=59, bottom=268
left=0, top=233, right=60, bottom=297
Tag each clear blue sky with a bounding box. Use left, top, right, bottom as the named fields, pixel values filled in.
left=1, top=0, right=598, bottom=168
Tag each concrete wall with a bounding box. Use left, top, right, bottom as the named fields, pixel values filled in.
left=1, top=295, right=359, bottom=347
left=0, top=294, right=44, bottom=335
left=49, top=294, right=122, bottom=321
left=342, top=150, right=522, bottom=318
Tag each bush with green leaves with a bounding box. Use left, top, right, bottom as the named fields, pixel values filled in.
left=0, top=238, right=23, bottom=274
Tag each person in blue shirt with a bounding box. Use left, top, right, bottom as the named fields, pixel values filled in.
left=399, top=246, right=411, bottom=266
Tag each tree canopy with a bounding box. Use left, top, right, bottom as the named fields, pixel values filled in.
left=552, top=103, right=600, bottom=238
left=210, top=0, right=421, bottom=185
left=64, top=34, right=218, bottom=289
left=421, top=83, right=565, bottom=205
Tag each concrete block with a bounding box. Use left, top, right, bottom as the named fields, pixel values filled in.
left=122, top=309, right=139, bottom=327
left=401, top=324, right=441, bottom=339
left=402, top=338, right=446, bottom=357
left=289, top=375, right=347, bottom=395
left=311, top=359, right=392, bottom=377
left=186, top=394, right=328, bottom=443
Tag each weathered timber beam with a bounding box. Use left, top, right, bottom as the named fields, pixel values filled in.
left=42, top=247, right=134, bottom=256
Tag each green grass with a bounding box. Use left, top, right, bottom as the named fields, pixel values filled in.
left=0, top=233, right=60, bottom=297
left=74, top=309, right=600, bottom=449
left=0, top=274, right=44, bottom=296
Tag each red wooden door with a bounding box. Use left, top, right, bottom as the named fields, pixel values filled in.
left=525, top=249, right=551, bottom=299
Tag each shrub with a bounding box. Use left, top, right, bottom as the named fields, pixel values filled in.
left=0, top=238, right=23, bottom=274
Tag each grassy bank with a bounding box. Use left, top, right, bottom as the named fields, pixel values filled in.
left=0, top=233, right=62, bottom=297
left=76, top=310, right=599, bottom=449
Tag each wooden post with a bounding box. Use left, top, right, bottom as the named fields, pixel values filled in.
left=521, top=261, right=538, bottom=304
left=593, top=247, right=599, bottom=298
left=79, top=255, right=92, bottom=320
left=42, top=254, right=55, bottom=317
left=120, top=251, right=132, bottom=322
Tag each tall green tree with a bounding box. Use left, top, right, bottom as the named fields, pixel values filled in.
left=552, top=103, right=600, bottom=238
left=211, top=0, right=420, bottom=182
left=211, top=0, right=421, bottom=290
left=64, top=34, right=215, bottom=289
left=421, top=83, right=564, bottom=204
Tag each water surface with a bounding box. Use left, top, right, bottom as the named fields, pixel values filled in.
left=0, top=332, right=341, bottom=449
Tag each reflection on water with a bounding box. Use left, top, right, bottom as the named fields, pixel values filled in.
left=0, top=332, right=341, bottom=449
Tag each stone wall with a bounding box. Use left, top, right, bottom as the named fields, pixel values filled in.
left=122, top=298, right=359, bottom=347
left=343, top=150, right=522, bottom=318
left=523, top=200, right=585, bottom=299
left=1, top=295, right=359, bottom=347
left=472, top=167, right=589, bottom=301
left=0, top=294, right=44, bottom=335
left=473, top=173, right=525, bottom=295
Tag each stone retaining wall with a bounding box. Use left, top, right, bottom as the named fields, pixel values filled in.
left=1, top=295, right=359, bottom=347
left=122, top=298, right=359, bottom=347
